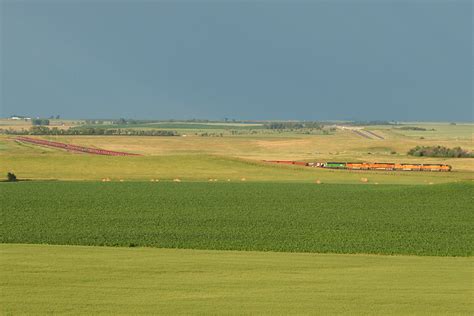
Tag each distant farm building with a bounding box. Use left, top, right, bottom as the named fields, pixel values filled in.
left=10, top=115, right=31, bottom=120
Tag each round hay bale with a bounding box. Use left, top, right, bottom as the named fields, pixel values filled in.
left=315, top=180, right=322, bottom=184
left=173, top=178, right=181, bottom=182
left=360, top=177, right=368, bottom=183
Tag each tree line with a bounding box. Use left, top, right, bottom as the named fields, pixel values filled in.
left=396, top=126, right=436, bottom=131
left=345, top=120, right=396, bottom=126
left=0, top=126, right=179, bottom=136
left=264, top=122, right=324, bottom=130
left=408, top=146, right=473, bottom=158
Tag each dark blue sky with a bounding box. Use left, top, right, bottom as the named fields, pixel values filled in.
left=1, top=1, right=472, bottom=121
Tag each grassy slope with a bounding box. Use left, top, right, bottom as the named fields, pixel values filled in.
left=16, top=129, right=473, bottom=161
left=3, top=122, right=473, bottom=158
left=1, top=244, right=472, bottom=315
left=3, top=153, right=470, bottom=184
left=1, top=136, right=472, bottom=183
left=2, top=182, right=472, bottom=256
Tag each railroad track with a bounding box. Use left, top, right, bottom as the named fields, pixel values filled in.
left=16, top=136, right=141, bottom=156
left=351, top=129, right=372, bottom=139
left=364, top=130, right=384, bottom=139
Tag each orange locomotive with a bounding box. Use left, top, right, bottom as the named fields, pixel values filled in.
left=342, top=162, right=451, bottom=172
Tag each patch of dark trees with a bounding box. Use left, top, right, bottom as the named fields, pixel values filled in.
left=396, top=126, right=435, bottom=131
left=32, top=119, right=50, bottom=126
left=408, top=146, right=473, bottom=158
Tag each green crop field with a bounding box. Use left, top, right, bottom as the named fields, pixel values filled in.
left=1, top=244, right=472, bottom=315
left=2, top=181, right=472, bottom=256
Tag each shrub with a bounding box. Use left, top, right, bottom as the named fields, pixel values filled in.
left=7, top=172, right=17, bottom=182
left=32, top=119, right=50, bottom=126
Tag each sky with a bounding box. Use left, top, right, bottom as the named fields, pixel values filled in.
left=0, top=0, right=472, bottom=121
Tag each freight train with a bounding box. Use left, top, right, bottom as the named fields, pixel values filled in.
left=264, top=160, right=452, bottom=171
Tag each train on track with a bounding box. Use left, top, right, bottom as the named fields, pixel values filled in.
left=264, top=160, right=452, bottom=172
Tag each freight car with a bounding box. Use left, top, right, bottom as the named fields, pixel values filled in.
left=262, top=160, right=307, bottom=166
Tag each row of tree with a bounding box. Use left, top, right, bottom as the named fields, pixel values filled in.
left=396, top=126, right=430, bottom=131
left=345, top=120, right=396, bottom=126
left=264, top=122, right=323, bottom=130
left=1, top=126, right=179, bottom=136
left=408, top=146, right=473, bottom=158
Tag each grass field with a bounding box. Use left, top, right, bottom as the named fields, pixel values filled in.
left=383, top=123, right=473, bottom=140
left=1, top=244, right=472, bottom=315
left=1, top=122, right=472, bottom=183
left=0, top=118, right=79, bottom=131
left=2, top=182, right=472, bottom=256
left=2, top=152, right=472, bottom=184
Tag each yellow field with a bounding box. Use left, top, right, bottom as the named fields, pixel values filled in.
left=1, top=122, right=473, bottom=183
left=23, top=126, right=473, bottom=163
left=2, top=244, right=472, bottom=315
left=0, top=118, right=80, bottom=131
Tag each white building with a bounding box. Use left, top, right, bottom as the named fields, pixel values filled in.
left=10, top=116, right=31, bottom=120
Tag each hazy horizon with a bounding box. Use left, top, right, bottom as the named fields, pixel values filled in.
left=1, top=1, right=472, bottom=121
left=4, top=115, right=474, bottom=124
